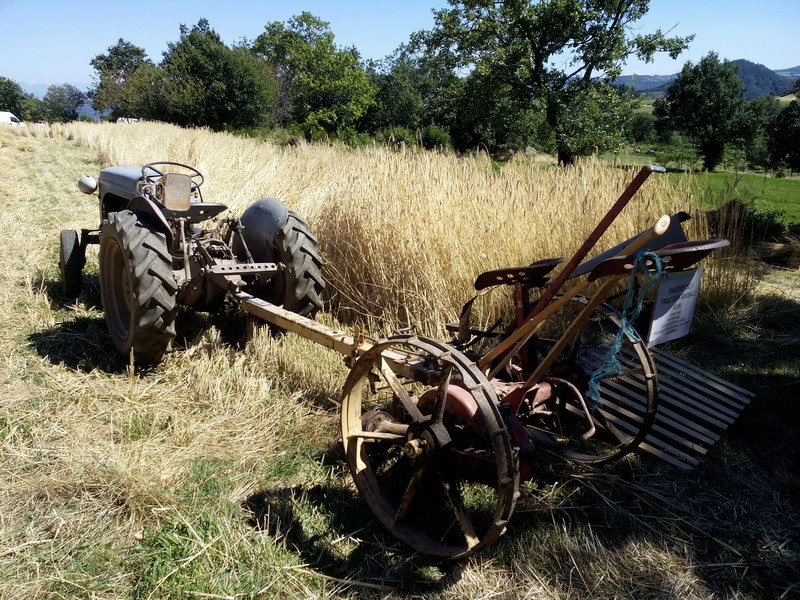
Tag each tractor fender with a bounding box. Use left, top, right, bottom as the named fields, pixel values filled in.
left=127, top=195, right=174, bottom=248
left=233, top=197, right=289, bottom=262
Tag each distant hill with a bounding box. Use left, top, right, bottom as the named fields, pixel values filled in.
left=774, top=65, right=800, bottom=81
left=612, top=73, right=674, bottom=92
left=732, top=59, right=794, bottom=100
left=614, top=59, right=796, bottom=101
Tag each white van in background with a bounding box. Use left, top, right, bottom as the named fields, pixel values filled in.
left=0, top=111, right=25, bottom=126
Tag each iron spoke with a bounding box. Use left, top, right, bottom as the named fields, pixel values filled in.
left=442, top=480, right=479, bottom=549
left=378, top=358, right=425, bottom=422
left=394, top=463, right=427, bottom=524
left=432, top=362, right=453, bottom=425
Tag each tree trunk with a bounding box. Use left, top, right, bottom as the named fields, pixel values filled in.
left=557, top=146, right=576, bottom=165
left=701, top=141, right=724, bottom=171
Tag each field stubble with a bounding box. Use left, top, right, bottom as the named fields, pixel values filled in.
left=0, top=123, right=794, bottom=599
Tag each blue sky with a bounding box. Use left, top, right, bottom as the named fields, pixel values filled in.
left=1, top=0, right=798, bottom=95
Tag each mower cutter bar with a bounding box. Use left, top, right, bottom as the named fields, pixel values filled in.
left=234, top=292, right=424, bottom=379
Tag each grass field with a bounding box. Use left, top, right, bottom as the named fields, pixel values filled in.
left=0, top=124, right=798, bottom=599
left=694, top=171, right=800, bottom=223
left=604, top=150, right=800, bottom=225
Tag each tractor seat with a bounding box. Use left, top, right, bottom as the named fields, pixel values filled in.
left=473, top=257, right=565, bottom=290
left=586, top=239, right=730, bottom=282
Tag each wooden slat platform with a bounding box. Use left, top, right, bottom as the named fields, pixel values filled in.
left=583, top=346, right=755, bottom=469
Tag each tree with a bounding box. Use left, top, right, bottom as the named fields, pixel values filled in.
left=769, top=100, right=800, bottom=172
left=253, top=12, right=374, bottom=137
left=627, top=112, right=656, bottom=144
left=0, top=76, right=42, bottom=120
left=90, top=39, right=151, bottom=118
left=360, top=47, right=460, bottom=136
left=42, top=84, right=85, bottom=122
left=414, top=0, right=691, bottom=163
left=124, top=62, right=169, bottom=121
left=736, top=96, right=782, bottom=168
left=161, top=19, right=276, bottom=129
left=654, top=53, right=746, bottom=170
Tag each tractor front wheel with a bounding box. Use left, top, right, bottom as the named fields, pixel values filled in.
left=59, top=229, right=85, bottom=298
left=99, top=210, right=178, bottom=364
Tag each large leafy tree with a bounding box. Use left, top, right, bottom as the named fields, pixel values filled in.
left=654, top=53, right=746, bottom=171
left=161, top=19, right=276, bottom=129
left=360, top=47, right=460, bottom=134
left=769, top=100, right=800, bottom=172
left=42, top=84, right=85, bottom=122
left=414, top=0, right=690, bottom=163
left=90, top=39, right=152, bottom=118
left=736, top=95, right=782, bottom=168
left=253, top=12, right=374, bottom=137
left=0, top=76, right=42, bottom=120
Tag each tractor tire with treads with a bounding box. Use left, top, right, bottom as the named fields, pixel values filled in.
left=248, top=210, right=325, bottom=318
left=99, top=210, right=178, bottom=364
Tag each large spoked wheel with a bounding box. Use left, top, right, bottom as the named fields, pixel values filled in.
left=341, top=335, right=518, bottom=559
left=99, top=211, right=178, bottom=364
left=532, top=299, right=658, bottom=465
left=59, top=229, right=85, bottom=298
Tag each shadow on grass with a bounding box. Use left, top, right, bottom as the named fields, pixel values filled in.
left=241, top=289, right=800, bottom=598
left=244, top=483, right=465, bottom=594
left=499, top=289, right=800, bottom=599
left=28, top=274, right=129, bottom=372
left=30, top=274, right=255, bottom=374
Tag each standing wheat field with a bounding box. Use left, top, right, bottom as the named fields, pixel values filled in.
left=0, top=123, right=796, bottom=599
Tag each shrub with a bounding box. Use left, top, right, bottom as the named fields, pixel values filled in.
left=420, top=124, right=451, bottom=150
left=376, top=126, right=416, bottom=148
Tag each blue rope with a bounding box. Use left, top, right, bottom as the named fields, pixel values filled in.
left=585, top=251, right=664, bottom=409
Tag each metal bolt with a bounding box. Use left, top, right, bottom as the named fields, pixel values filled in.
left=404, top=438, right=426, bottom=459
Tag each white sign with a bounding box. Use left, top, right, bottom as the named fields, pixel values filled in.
left=647, top=268, right=703, bottom=347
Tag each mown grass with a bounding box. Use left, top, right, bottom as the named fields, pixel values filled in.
left=0, top=124, right=797, bottom=599
left=693, top=171, right=800, bottom=223
left=604, top=149, right=800, bottom=225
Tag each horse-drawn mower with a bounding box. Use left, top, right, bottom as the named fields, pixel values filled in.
left=62, top=163, right=750, bottom=559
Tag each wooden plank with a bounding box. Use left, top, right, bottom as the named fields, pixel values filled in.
left=585, top=346, right=743, bottom=423
left=656, top=367, right=751, bottom=415
left=610, top=345, right=748, bottom=414
left=634, top=440, right=697, bottom=470
left=596, top=408, right=700, bottom=469
left=651, top=347, right=755, bottom=398
left=595, top=394, right=711, bottom=455
left=651, top=349, right=755, bottom=404
left=657, top=378, right=739, bottom=424
left=601, top=380, right=721, bottom=444
left=560, top=398, right=699, bottom=468
left=655, top=389, right=731, bottom=431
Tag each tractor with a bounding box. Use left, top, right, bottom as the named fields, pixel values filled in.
left=59, top=163, right=744, bottom=559
left=60, top=161, right=324, bottom=363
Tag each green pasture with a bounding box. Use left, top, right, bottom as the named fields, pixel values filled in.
left=603, top=150, right=800, bottom=224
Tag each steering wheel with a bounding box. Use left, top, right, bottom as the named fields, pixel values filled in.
left=141, top=161, right=204, bottom=188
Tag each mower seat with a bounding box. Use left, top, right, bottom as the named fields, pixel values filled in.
left=473, top=257, right=565, bottom=290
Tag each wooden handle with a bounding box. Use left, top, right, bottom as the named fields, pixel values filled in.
left=654, top=214, right=670, bottom=236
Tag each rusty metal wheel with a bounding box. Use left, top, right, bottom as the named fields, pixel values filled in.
left=341, top=335, right=519, bottom=559
left=534, top=299, right=658, bottom=465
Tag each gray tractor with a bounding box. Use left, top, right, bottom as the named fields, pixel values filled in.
left=60, top=161, right=324, bottom=363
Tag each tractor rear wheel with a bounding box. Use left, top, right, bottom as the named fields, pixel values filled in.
left=99, top=210, right=178, bottom=364
left=59, top=229, right=85, bottom=298
left=253, top=211, right=325, bottom=318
